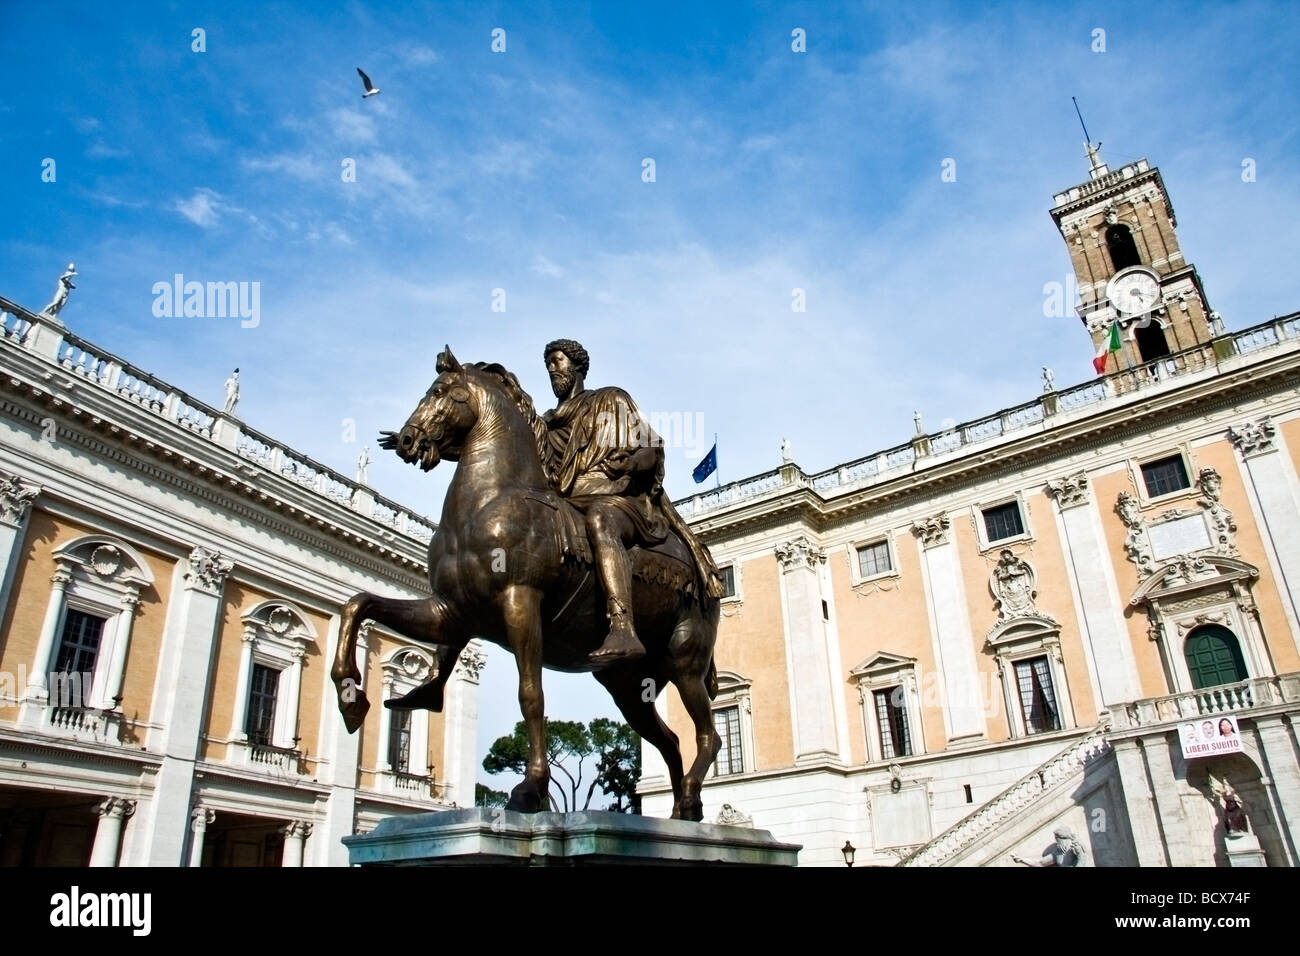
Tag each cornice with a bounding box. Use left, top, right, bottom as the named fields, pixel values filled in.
left=0, top=394, right=431, bottom=591
left=692, top=347, right=1300, bottom=540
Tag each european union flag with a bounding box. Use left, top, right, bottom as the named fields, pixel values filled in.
left=692, top=443, right=718, bottom=483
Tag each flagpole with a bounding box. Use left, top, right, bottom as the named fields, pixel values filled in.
left=713, top=433, right=720, bottom=489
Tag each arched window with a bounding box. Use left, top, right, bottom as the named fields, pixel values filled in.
left=1185, top=624, right=1248, bottom=689
left=1106, top=224, right=1142, bottom=271
left=1135, top=318, right=1171, bottom=363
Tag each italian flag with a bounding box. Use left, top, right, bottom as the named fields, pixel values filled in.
left=1093, top=322, right=1121, bottom=374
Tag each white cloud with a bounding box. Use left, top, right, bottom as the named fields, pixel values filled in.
left=86, top=140, right=129, bottom=159
left=243, top=152, right=320, bottom=180
left=328, top=107, right=377, bottom=145
left=404, top=44, right=440, bottom=66
left=531, top=254, right=563, bottom=278
left=172, top=188, right=226, bottom=228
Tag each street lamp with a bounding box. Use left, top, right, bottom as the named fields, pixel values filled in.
left=841, top=840, right=856, bottom=867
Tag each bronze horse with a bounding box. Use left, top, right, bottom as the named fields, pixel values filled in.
left=330, top=347, right=721, bottom=820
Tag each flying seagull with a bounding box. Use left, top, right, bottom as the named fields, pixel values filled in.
left=357, top=67, right=381, bottom=98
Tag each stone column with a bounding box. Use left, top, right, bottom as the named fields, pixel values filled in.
left=1230, top=418, right=1300, bottom=631
left=188, top=807, right=215, bottom=867
left=89, top=797, right=136, bottom=867
left=1045, top=472, right=1143, bottom=707
left=442, top=643, right=486, bottom=806
left=280, top=821, right=312, bottom=867
left=229, top=625, right=257, bottom=741
left=280, top=644, right=306, bottom=748
left=1109, top=737, right=1170, bottom=866
left=776, top=536, right=840, bottom=764
left=102, top=590, right=140, bottom=709
left=911, top=516, right=984, bottom=741
left=138, top=546, right=233, bottom=866
left=313, top=618, right=365, bottom=866
left=1253, top=715, right=1300, bottom=866
left=0, top=470, right=39, bottom=629
left=24, top=565, right=72, bottom=704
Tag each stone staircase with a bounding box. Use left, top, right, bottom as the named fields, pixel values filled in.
left=899, top=718, right=1114, bottom=867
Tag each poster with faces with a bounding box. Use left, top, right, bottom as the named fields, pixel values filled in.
left=1179, top=714, right=1243, bottom=759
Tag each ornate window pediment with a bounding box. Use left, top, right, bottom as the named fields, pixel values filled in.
left=980, top=554, right=1073, bottom=737
left=230, top=600, right=317, bottom=768
left=378, top=644, right=439, bottom=795
left=25, top=535, right=156, bottom=739
left=850, top=653, right=925, bottom=762
left=1129, top=551, right=1269, bottom=695
left=1116, top=467, right=1238, bottom=580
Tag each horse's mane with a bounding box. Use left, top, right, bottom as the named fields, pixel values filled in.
left=469, top=362, right=554, bottom=475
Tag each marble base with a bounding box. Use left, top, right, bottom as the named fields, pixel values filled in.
left=343, top=808, right=801, bottom=867
left=1225, top=831, right=1267, bottom=867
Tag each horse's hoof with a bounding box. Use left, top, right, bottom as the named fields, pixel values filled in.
left=384, top=679, right=445, bottom=713
left=339, top=691, right=371, bottom=734
left=506, top=781, right=548, bottom=814
left=675, top=798, right=703, bottom=822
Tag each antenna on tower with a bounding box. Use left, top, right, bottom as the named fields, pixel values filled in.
left=1072, top=97, right=1108, bottom=178
left=1072, top=96, right=1093, bottom=145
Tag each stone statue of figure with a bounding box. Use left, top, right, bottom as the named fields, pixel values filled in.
left=1011, top=825, right=1086, bottom=867
left=1042, top=366, right=1056, bottom=393
left=781, top=437, right=793, bottom=463
left=42, top=263, right=77, bottom=318
left=356, top=444, right=370, bottom=484
left=542, top=338, right=722, bottom=664
left=1223, top=790, right=1249, bottom=835
left=223, top=368, right=241, bottom=415
left=913, top=411, right=924, bottom=436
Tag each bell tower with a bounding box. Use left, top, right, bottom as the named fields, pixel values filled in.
left=1050, top=144, right=1219, bottom=372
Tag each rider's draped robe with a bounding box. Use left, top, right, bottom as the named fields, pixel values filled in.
left=543, top=386, right=723, bottom=600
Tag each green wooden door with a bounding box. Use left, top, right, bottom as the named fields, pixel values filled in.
left=1184, top=625, right=1247, bottom=689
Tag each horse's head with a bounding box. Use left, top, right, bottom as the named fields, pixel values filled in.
left=379, top=346, right=479, bottom=471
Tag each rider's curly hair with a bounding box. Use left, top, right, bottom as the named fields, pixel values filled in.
left=543, top=339, right=590, bottom=376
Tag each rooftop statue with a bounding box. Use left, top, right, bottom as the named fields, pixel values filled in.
left=41, top=263, right=77, bottom=319
left=332, top=342, right=723, bottom=819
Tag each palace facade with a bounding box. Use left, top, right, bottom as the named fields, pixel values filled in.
left=0, top=296, right=482, bottom=866
left=644, top=149, right=1300, bottom=867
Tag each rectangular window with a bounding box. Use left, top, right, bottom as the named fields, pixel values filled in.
left=856, top=540, right=892, bottom=578
left=712, top=706, right=744, bottom=776
left=719, top=565, right=736, bottom=599
left=982, top=502, right=1025, bottom=542
left=52, top=609, right=105, bottom=709
left=246, top=664, right=280, bottom=747
left=388, top=708, right=412, bottom=773
left=1014, top=657, right=1061, bottom=734
left=873, top=687, right=913, bottom=759
left=1141, top=455, right=1190, bottom=498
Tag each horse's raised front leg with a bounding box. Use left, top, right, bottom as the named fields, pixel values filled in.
left=501, top=583, right=550, bottom=813
left=331, top=591, right=459, bottom=734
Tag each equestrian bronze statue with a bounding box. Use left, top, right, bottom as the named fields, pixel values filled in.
left=331, top=341, right=724, bottom=820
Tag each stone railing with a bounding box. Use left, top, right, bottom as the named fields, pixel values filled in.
left=899, top=721, right=1113, bottom=868
left=250, top=742, right=303, bottom=774
left=675, top=311, right=1300, bottom=519
left=1052, top=159, right=1151, bottom=207
left=0, top=294, right=436, bottom=546
left=1112, top=673, right=1300, bottom=731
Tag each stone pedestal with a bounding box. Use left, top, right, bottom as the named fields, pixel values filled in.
left=1224, top=831, right=1266, bottom=867
left=344, top=809, right=801, bottom=867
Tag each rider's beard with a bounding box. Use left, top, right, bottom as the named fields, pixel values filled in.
left=550, top=371, right=574, bottom=399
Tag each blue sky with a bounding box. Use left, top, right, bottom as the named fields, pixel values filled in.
left=3, top=1, right=1299, bottom=790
